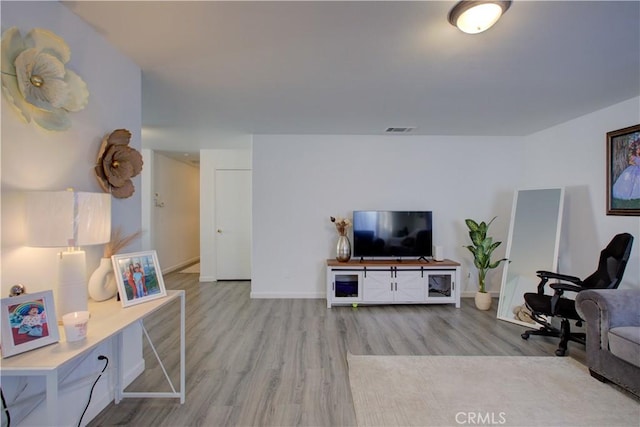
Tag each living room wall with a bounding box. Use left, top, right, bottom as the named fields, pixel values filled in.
left=150, top=152, right=200, bottom=272
left=252, top=135, right=523, bottom=298
left=1, top=2, right=143, bottom=425
left=523, top=97, right=640, bottom=289
left=251, top=98, right=640, bottom=300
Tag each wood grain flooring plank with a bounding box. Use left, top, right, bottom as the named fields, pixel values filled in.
left=88, top=272, right=584, bottom=426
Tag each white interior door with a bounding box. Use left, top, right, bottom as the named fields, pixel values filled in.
left=215, top=169, right=251, bottom=280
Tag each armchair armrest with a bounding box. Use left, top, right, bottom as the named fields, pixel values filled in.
left=576, top=289, right=640, bottom=351
left=576, top=289, right=640, bottom=328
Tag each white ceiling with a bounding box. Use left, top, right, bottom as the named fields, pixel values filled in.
left=64, top=1, right=639, bottom=149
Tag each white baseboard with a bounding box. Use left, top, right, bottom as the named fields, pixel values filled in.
left=162, top=257, right=200, bottom=274
left=251, top=292, right=501, bottom=300
left=461, top=291, right=500, bottom=298
left=250, top=291, right=325, bottom=299
left=123, top=358, right=146, bottom=388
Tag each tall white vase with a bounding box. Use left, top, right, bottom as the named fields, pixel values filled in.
left=88, top=258, right=117, bottom=301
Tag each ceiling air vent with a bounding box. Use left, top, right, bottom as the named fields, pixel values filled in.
left=385, top=127, right=415, bottom=134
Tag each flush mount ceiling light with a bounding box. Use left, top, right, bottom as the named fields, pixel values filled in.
left=448, top=1, right=512, bottom=34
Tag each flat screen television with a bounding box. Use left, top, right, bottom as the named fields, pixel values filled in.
left=353, top=211, right=433, bottom=259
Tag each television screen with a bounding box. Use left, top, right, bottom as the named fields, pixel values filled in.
left=353, top=211, right=433, bottom=258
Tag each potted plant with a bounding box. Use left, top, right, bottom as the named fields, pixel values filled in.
left=463, top=217, right=507, bottom=310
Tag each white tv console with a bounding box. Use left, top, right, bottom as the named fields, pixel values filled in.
left=326, top=259, right=461, bottom=308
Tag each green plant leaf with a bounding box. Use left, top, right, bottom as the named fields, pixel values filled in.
left=465, top=219, right=479, bottom=232
left=463, top=216, right=507, bottom=291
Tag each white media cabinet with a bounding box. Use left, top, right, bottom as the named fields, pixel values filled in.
left=326, top=259, right=461, bottom=308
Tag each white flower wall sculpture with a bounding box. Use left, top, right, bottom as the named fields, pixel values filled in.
left=1, top=27, right=89, bottom=131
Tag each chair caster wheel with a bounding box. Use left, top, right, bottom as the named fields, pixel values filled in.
left=521, top=332, right=530, bottom=340
left=555, top=348, right=566, bottom=357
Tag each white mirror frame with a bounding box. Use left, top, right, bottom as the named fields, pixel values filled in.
left=497, top=188, right=565, bottom=327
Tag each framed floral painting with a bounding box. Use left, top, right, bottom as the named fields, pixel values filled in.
left=1, top=291, right=59, bottom=358
left=112, top=250, right=167, bottom=307
left=607, top=124, right=640, bottom=216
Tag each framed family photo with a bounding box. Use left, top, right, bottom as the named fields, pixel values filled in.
left=1, top=290, right=60, bottom=358
left=112, top=250, right=167, bottom=307
left=607, top=124, right=640, bottom=216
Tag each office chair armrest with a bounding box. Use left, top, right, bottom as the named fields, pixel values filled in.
left=536, top=270, right=582, bottom=284
left=547, top=283, right=584, bottom=315
left=549, top=283, right=584, bottom=294
left=535, top=271, right=583, bottom=294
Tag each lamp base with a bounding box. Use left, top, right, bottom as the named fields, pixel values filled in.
left=57, top=250, right=89, bottom=319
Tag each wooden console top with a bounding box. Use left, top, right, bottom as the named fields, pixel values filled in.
left=326, top=258, right=460, bottom=267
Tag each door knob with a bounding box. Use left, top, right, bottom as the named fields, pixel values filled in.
left=217, top=229, right=222, bottom=233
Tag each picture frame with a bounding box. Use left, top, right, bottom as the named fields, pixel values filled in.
left=112, top=250, right=167, bottom=307
left=607, top=124, right=640, bottom=216
left=1, top=290, right=60, bottom=358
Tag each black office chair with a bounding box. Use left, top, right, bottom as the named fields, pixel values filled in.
left=521, top=233, right=634, bottom=356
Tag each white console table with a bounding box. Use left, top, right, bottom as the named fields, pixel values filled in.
left=0, top=289, right=185, bottom=424
left=327, top=259, right=461, bottom=308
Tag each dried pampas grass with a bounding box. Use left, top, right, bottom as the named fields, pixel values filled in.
left=104, top=227, right=143, bottom=258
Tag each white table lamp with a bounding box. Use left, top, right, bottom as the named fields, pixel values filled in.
left=26, top=190, right=111, bottom=318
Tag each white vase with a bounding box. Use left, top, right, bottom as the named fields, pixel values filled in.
left=88, top=258, right=117, bottom=301
left=475, top=291, right=492, bottom=311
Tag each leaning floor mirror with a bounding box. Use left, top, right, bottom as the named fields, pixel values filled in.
left=497, top=188, right=565, bottom=327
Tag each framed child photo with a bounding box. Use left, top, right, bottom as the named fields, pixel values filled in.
left=607, top=124, right=640, bottom=216
left=1, top=290, right=60, bottom=358
left=112, top=250, right=167, bottom=307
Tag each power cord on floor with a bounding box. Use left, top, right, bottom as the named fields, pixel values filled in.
left=77, top=355, right=108, bottom=427
left=1, top=387, right=10, bottom=427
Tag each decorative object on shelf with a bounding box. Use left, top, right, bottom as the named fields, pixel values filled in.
left=95, top=129, right=144, bottom=199
left=9, top=284, right=26, bottom=297
left=463, top=216, right=507, bottom=310
left=606, top=124, right=640, bottom=216
left=61, top=310, right=90, bottom=342
left=25, top=190, right=111, bottom=318
left=336, top=235, right=351, bottom=262
left=448, top=1, right=511, bottom=34
left=331, top=216, right=352, bottom=262
left=88, top=227, right=142, bottom=302
left=88, top=258, right=117, bottom=302
left=1, top=290, right=60, bottom=358
left=1, top=27, right=89, bottom=131
left=112, top=250, right=167, bottom=308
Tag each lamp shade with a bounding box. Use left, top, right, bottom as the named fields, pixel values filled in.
left=26, top=190, right=111, bottom=247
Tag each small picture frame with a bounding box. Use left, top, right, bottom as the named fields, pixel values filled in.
left=607, top=124, right=640, bottom=216
left=112, top=250, right=167, bottom=307
left=1, top=290, right=60, bottom=358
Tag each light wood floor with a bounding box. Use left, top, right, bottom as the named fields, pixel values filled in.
left=89, top=271, right=585, bottom=426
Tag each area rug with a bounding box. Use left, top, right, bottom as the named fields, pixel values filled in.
left=179, top=263, right=200, bottom=273
left=347, top=354, right=639, bottom=426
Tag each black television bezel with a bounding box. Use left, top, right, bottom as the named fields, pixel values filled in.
left=352, top=210, right=433, bottom=259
